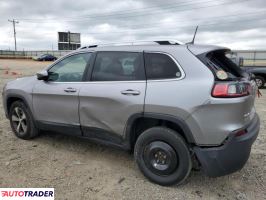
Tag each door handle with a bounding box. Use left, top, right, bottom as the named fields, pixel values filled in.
left=121, top=89, right=140, bottom=95
left=64, top=87, right=77, bottom=93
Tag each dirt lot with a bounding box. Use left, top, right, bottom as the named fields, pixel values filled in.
left=0, top=59, right=265, bottom=200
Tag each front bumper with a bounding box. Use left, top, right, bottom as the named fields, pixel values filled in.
left=194, top=113, right=260, bottom=177
left=2, top=91, right=8, bottom=118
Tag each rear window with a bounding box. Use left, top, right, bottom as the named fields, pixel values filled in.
left=144, top=53, right=182, bottom=80
left=199, top=50, right=243, bottom=80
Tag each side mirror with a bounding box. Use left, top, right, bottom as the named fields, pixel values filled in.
left=36, top=70, right=48, bottom=80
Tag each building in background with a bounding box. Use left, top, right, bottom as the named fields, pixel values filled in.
left=58, top=32, right=81, bottom=50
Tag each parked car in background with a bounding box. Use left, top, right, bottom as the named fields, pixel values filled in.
left=229, top=55, right=266, bottom=89
left=242, top=66, right=266, bottom=89
left=2, top=41, right=260, bottom=186
left=33, top=54, right=57, bottom=61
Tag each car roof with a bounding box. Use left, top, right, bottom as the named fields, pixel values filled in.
left=75, top=44, right=229, bottom=55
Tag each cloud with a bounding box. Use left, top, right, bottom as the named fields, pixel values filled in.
left=0, top=0, right=266, bottom=50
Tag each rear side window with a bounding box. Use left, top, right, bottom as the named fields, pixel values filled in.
left=203, top=50, right=243, bottom=80
left=144, top=53, right=182, bottom=80
left=92, top=52, right=145, bottom=81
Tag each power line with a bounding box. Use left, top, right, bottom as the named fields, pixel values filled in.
left=19, top=10, right=266, bottom=34
left=127, top=10, right=266, bottom=30
left=8, top=19, right=19, bottom=51
left=80, top=10, right=266, bottom=30
left=18, top=0, right=225, bottom=21
left=79, top=15, right=266, bottom=36
left=17, top=0, right=248, bottom=23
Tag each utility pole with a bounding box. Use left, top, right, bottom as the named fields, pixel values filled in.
left=8, top=19, right=19, bottom=51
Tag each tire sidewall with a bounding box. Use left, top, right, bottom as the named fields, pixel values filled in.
left=134, top=127, right=192, bottom=186
left=9, top=101, right=36, bottom=139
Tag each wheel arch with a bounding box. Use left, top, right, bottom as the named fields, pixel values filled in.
left=6, top=94, right=32, bottom=118
left=124, top=113, right=196, bottom=150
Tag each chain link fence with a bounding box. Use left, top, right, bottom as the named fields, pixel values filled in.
left=0, top=50, right=71, bottom=59
left=228, top=50, right=266, bottom=66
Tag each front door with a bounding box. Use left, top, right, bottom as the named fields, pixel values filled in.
left=32, top=52, right=92, bottom=135
left=79, top=51, right=146, bottom=141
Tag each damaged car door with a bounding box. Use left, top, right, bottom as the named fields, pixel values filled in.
left=32, top=52, right=92, bottom=135
left=79, top=51, right=146, bottom=144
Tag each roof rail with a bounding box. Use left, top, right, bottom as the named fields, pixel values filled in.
left=77, top=39, right=184, bottom=50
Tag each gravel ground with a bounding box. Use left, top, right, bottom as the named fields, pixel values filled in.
left=0, top=59, right=265, bottom=200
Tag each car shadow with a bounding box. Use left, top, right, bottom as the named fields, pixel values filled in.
left=36, top=131, right=228, bottom=185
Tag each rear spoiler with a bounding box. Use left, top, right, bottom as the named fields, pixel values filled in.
left=187, top=44, right=229, bottom=55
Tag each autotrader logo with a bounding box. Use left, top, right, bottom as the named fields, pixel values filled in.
left=0, top=188, right=54, bottom=199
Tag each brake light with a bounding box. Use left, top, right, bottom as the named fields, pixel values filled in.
left=212, top=82, right=250, bottom=98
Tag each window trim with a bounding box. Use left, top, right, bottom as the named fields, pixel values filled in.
left=45, top=51, right=94, bottom=83
left=89, top=51, right=146, bottom=82
left=43, top=50, right=185, bottom=83
left=144, top=51, right=185, bottom=82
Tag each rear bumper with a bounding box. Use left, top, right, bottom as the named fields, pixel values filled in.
left=194, top=113, right=260, bottom=177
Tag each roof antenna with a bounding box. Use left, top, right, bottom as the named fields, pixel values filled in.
left=190, top=25, right=198, bottom=44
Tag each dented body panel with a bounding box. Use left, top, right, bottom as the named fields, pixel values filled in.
left=79, top=81, right=146, bottom=137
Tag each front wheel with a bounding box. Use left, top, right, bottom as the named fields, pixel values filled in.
left=9, top=101, right=39, bottom=140
left=134, top=127, right=192, bottom=186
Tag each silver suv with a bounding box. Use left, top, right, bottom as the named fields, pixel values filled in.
left=2, top=41, right=260, bottom=186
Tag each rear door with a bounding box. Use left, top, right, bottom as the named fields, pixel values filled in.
left=79, top=51, right=146, bottom=140
left=33, top=52, right=92, bottom=135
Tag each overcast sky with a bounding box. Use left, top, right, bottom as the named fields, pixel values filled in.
left=0, top=0, right=266, bottom=50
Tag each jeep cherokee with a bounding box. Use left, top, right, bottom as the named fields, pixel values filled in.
left=2, top=41, right=260, bottom=186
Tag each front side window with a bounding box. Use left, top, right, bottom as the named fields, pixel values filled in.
left=92, top=52, right=145, bottom=81
left=48, top=53, right=91, bottom=82
left=144, top=53, right=182, bottom=80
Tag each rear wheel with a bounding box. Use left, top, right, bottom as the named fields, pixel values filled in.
left=255, top=76, right=265, bottom=89
left=9, top=101, right=39, bottom=140
left=134, top=127, right=192, bottom=186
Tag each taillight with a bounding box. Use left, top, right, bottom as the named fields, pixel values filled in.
left=212, top=82, right=251, bottom=98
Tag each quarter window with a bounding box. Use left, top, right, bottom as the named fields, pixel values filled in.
left=92, top=52, right=145, bottom=81
left=48, top=53, right=91, bottom=82
left=144, top=53, right=182, bottom=80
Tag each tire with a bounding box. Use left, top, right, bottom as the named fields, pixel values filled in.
left=9, top=101, right=39, bottom=140
left=134, top=127, right=192, bottom=186
left=255, top=76, right=265, bottom=89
